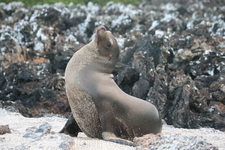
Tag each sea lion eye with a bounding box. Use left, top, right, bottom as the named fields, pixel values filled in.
left=107, top=42, right=111, bottom=47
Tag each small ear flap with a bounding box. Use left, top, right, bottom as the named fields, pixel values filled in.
left=95, top=26, right=106, bottom=45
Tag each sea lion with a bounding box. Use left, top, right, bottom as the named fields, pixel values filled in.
left=60, top=26, right=162, bottom=146
left=59, top=113, right=81, bottom=137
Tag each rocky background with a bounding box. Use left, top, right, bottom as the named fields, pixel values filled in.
left=0, top=0, right=225, bottom=133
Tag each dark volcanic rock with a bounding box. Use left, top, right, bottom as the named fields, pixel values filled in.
left=0, top=62, right=70, bottom=117
left=167, top=73, right=200, bottom=128
left=114, top=63, right=139, bottom=95
left=0, top=1, right=225, bottom=131
left=132, top=79, right=150, bottom=99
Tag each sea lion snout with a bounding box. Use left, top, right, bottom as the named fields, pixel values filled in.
left=95, top=26, right=107, bottom=45
left=94, top=26, right=106, bottom=33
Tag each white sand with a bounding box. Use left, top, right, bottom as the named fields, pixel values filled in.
left=0, top=108, right=224, bottom=150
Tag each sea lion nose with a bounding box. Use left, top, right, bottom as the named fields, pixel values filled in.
left=95, top=26, right=106, bottom=33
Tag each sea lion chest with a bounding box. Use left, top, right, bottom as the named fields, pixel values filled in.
left=65, top=47, right=104, bottom=138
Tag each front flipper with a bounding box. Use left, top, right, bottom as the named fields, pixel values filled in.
left=59, top=113, right=81, bottom=137
left=102, top=132, right=134, bottom=146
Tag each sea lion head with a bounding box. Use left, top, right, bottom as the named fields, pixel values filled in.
left=94, top=26, right=120, bottom=62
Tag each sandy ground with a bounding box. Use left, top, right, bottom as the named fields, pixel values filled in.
left=0, top=108, right=224, bottom=150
